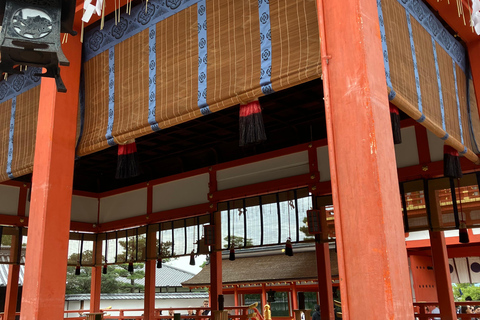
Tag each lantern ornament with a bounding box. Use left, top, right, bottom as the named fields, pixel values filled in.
left=0, top=0, right=77, bottom=92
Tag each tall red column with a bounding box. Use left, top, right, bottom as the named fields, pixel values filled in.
left=429, top=231, right=457, bottom=320
left=144, top=190, right=157, bottom=320
left=315, top=238, right=334, bottom=320
left=90, top=240, right=103, bottom=313
left=317, top=0, right=414, bottom=318
left=4, top=187, right=27, bottom=320
left=19, top=36, right=82, bottom=320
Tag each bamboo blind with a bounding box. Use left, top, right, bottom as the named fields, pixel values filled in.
left=379, top=0, right=480, bottom=164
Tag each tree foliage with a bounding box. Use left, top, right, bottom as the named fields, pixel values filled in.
left=299, top=217, right=314, bottom=240
left=223, top=235, right=253, bottom=249
left=452, top=283, right=480, bottom=301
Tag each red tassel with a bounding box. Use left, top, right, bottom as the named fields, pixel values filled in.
left=128, top=261, right=134, bottom=273
left=285, top=237, right=293, bottom=257
left=444, top=145, right=462, bottom=178
left=103, top=264, right=107, bottom=274
left=229, top=244, right=235, bottom=261
left=459, top=222, right=470, bottom=244
left=389, top=104, right=402, bottom=144
left=239, top=101, right=266, bottom=146
left=75, top=264, right=81, bottom=276
left=116, top=140, right=140, bottom=179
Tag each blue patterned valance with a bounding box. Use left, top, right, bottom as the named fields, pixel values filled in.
left=84, top=0, right=201, bottom=62
left=0, top=67, right=41, bottom=104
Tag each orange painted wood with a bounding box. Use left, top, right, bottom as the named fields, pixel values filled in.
left=409, top=255, right=438, bottom=302
left=144, top=260, right=156, bottom=319
left=4, top=264, right=20, bottom=320
left=90, top=240, right=103, bottom=313
left=429, top=231, right=457, bottom=320
left=316, top=0, right=414, bottom=317
left=315, top=239, right=334, bottom=320
left=19, top=35, right=82, bottom=320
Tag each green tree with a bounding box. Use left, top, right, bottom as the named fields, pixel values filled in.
left=452, top=283, right=480, bottom=301
left=223, top=235, right=253, bottom=249
left=299, top=217, right=314, bottom=240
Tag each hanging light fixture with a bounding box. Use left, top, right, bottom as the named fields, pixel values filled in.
left=189, top=249, right=196, bottom=266
left=128, top=261, right=134, bottom=273
left=0, top=0, right=77, bottom=92
left=103, top=264, right=107, bottom=274
left=75, top=261, right=81, bottom=276
left=267, top=289, right=276, bottom=303
left=157, top=258, right=162, bottom=268
left=229, top=244, right=235, bottom=261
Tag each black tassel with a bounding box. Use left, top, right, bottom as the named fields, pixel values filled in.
left=459, top=222, right=470, bottom=244
left=389, top=104, right=402, bottom=144
left=229, top=245, right=235, bottom=261
left=128, top=262, right=134, bottom=273
left=239, top=100, right=267, bottom=147
left=444, top=145, right=463, bottom=179
left=285, top=237, right=293, bottom=257
left=103, top=264, right=107, bottom=274
left=189, top=250, right=195, bottom=266
left=116, top=140, right=141, bottom=179
left=75, top=264, right=81, bottom=276
left=157, top=258, right=162, bottom=268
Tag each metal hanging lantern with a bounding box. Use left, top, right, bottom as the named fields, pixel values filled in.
left=267, top=289, right=276, bottom=303
left=0, top=0, right=77, bottom=92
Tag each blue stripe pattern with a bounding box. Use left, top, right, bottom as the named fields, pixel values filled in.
left=197, top=0, right=210, bottom=115
left=106, top=48, right=116, bottom=146
left=148, top=25, right=160, bottom=131
left=466, top=69, right=479, bottom=152
left=399, top=0, right=465, bottom=73
left=7, top=97, right=16, bottom=179
left=259, top=0, right=274, bottom=95
left=406, top=13, right=423, bottom=118
left=376, top=0, right=396, bottom=100
left=452, top=60, right=464, bottom=145
left=432, top=37, right=446, bottom=131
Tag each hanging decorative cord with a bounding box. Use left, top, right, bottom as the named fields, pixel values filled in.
left=184, top=219, right=188, bottom=256
left=190, top=219, right=196, bottom=265
left=229, top=202, right=235, bottom=261
left=285, top=200, right=294, bottom=256
left=103, top=234, right=108, bottom=274
left=458, top=179, right=470, bottom=243
left=135, top=228, right=139, bottom=261
left=115, top=231, right=119, bottom=264
left=0, top=226, right=3, bottom=253
left=127, top=231, right=134, bottom=273
left=157, top=223, right=162, bottom=268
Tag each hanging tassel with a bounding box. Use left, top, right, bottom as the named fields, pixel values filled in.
left=459, top=221, right=470, bottom=244
left=116, top=140, right=140, bottom=179
left=75, top=263, right=81, bottom=276
left=444, top=145, right=463, bottom=179
left=229, top=244, right=235, bottom=261
left=157, top=258, right=163, bottom=268
left=239, top=100, right=267, bottom=147
left=128, top=261, right=134, bottom=273
left=285, top=237, right=293, bottom=257
left=189, top=250, right=196, bottom=266
left=103, top=264, right=107, bottom=274
left=389, top=104, right=402, bottom=144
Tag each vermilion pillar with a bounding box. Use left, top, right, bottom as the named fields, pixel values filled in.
left=317, top=0, right=414, bottom=318
left=315, top=237, right=334, bottom=320
left=90, top=239, right=103, bottom=313
left=4, top=186, right=27, bottom=320
left=429, top=231, right=457, bottom=320
left=19, top=36, right=82, bottom=320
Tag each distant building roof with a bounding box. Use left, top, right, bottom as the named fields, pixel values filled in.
left=182, top=250, right=338, bottom=287
left=65, top=292, right=208, bottom=301
left=117, top=265, right=195, bottom=287
left=0, top=255, right=24, bottom=287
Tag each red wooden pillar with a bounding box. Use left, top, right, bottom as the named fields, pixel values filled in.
left=429, top=231, right=457, bottom=320
left=90, top=239, right=103, bottom=313
left=19, top=36, right=82, bottom=320
left=291, top=282, right=298, bottom=310
left=144, top=186, right=157, bottom=320
left=467, top=40, right=480, bottom=116
left=261, top=284, right=267, bottom=309
left=315, top=238, right=334, bottom=320
left=233, top=285, right=238, bottom=309
left=316, top=0, right=414, bottom=318
left=4, top=186, right=27, bottom=320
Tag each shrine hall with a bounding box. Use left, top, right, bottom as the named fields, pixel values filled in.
left=0, top=0, right=479, bottom=319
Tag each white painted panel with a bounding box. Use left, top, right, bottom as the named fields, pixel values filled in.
left=473, top=228, right=480, bottom=235
left=468, top=257, right=480, bottom=283
left=449, top=258, right=459, bottom=283
left=454, top=257, right=470, bottom=283
left=405, top=230, right=429, bottom=241
left=70, top=195, right=98, bottom=223
left=428, top=130, right=444, bottom=162
left=0, top=185, right=19, bottom=216
left=217, top=152, right=309, bottom=191
left=394, top=127, right=419, bottom=168
left=99, top=189, right=147, bottom=223
left=153, top=174, right=209, bottom=212
left=317, top=146, right=330, bottom=182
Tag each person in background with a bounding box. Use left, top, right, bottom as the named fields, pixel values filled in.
left=201, top=299, right=211, bottom=316
left=169, top=308, right=175, bottom=320
left=186, top=307, right=195, bottom=320
left=311, top=305, right=321, bottom=320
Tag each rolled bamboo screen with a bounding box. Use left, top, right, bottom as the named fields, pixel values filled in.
left=378, top=0, right=480, bottom=163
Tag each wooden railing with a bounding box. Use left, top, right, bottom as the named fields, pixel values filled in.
left=414, top=302, right=480, bottom=319
left=63, top=305, right=264, bottom=320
